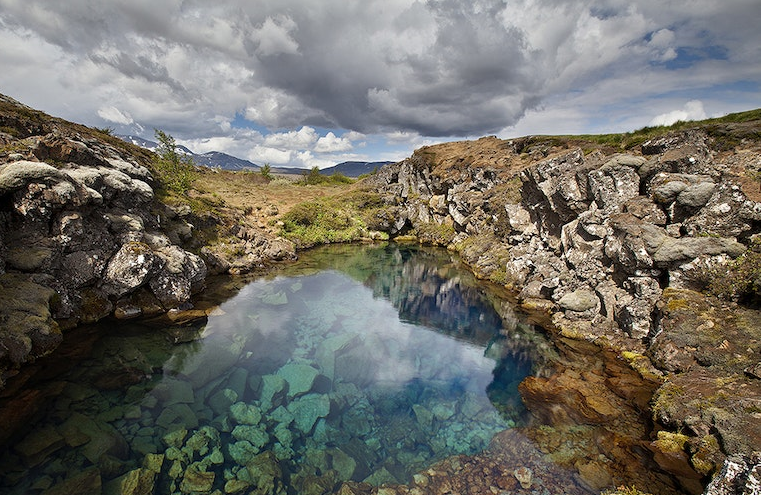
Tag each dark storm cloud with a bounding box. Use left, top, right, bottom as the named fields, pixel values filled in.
left=0, top=0, right=759, bottom=147
left=0, top=0, right=547, bottom=136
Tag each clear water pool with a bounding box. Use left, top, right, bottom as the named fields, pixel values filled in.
left=0, top=244, right=542, bottom=494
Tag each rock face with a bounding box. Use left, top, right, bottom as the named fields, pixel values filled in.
left=0, top=94, right=298, bottom=386
left=0, top=115, right=205, bottom=383
left=370, top=131, right=759, bottom=344
left=368, top=128, right=761, bottom=493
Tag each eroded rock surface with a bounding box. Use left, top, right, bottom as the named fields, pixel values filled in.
left=0, top=95, right=294, bottom=386
left=368, top=127, right=761, bottom=494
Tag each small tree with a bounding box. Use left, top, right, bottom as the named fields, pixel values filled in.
left=302, top=166, right=323, bottom=185
left=260, top=163, right=272, bottom=180
left=153, top=129, right=196, bottom=193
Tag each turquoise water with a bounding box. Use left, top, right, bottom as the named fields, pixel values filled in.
left=0, top=244, right=541, bottom=494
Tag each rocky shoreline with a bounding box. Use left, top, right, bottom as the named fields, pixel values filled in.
left=361, top=130, right=761, bottom=494
left=0, top=94, right=296, bottom=390
left=2, top=93, right=760, bottom=494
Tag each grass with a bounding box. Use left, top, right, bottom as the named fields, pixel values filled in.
left=527, top=108, right=761, bottom=152
left=278, top=188, right=393, bottom=247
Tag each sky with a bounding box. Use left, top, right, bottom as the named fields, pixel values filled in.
left=0, top=0, right=759, bottom=169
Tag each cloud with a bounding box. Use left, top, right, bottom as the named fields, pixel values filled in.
left=97, top=106, right=133, bottom=125
left=0, top=0, right=759, bottom=164
left=251, top=15, right=300, bottom=57
left=314, top=132, right=353, bottom=153
left=263, top=126, right=318, bottom=149
left=649, top=100, right=708, bottom=127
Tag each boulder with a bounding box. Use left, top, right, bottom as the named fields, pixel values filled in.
left=557, top=289, right=598, bottom=313
left=276, top=363, right=320, bottom=399
left=287, top=393, right=331, bottom=434
left=101, top=242, right=164, bottom=297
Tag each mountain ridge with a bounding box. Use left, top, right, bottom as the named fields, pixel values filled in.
left=118, top=135, right=393, bottom=177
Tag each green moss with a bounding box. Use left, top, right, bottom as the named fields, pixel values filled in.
left=707, top=243, right=761, bottom=303
left=666, top=298, right=689, bottom=311
left=652, top=381, right=686, bottom=420
left=653, top=431, right=690, bottom=453
left=602, top=486, right=653, bottom=495
left=414, top=221, right=456, bottom=246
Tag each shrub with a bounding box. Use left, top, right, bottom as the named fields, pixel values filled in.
left=297, top=166, right=354, bottom=186
left=260, top=163, right=273, bottom=180
left=152, top=129, right=197, bottom=194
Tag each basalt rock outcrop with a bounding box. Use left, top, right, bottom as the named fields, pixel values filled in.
left=0, top=95, right=293, bottom=388
left=368, top=128, right=761, bottom=493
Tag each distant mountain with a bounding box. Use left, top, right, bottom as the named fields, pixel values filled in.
left=272, top=161, right=394, bottom=178
left=322, top=161, right=393, bottom=177
left=192, top=151, right=260, bottom=171
left=117, top=135, right=259, bottom=171
left=117, top=135, right=392, bottom=176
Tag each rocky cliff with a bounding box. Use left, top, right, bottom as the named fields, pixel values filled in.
left=366, top=124, right=761, bottom=493
left=0, top=95, right=294, bottom=389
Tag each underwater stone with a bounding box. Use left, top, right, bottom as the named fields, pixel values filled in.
left=287, top=393, right=331, bottom=434
left=273, top=423, right=294, bottom=448
left=132, top=435, right=160, bottom=457
left=412, top=404, right=434, bottom=430
left=162, top=428, right=188, bottom=449
left=259, top=375, right=288, bottom=411
left=60, top=412, right=128, bottom=464
left=228, top=440, right=260, bottom=465
left=431, top=402, right=456, bottom=421
left=261, top=289, right=288, bottom=305
left=513, top=467, right=532, bottom=489
left=273, top=442, right=296, bottom=461
left=231, top=425, right=269, bottom=449
left=245, top=451, right=283, bottom=495
left=156, top=403, right=198, bottom=430
left=363, top=467, right=398, bottom=486
left=224, top=479, right=252, bottom=494
left=342, top=401, right=373, bottom=436
left=207, top=388, right=238, bottom=416
left=41, top=466, right=101, bottom=495
left=315, top=333, right=361, bottom=380
left=185, top=426, right=220, bottom=456
left=142, top=453, right=165, bottom=474
left=207, top=447, right=224, bottom=465
left=276, top=363, right=320, bottom=399
left=14, top=425, right=65, bottom=467
left=270, top=405, right=295, bottom=427
left=329, top=448, right=357, bottom=481
left=103, top=467, right=156, bottom=495
left=229, top=402, right=262, bottom=425
left=173, top=337, right=245, bottom=389
left=211, top=414, right=233, bottom=433
left=167, top=459, right=183, bottom=480
left=225, top=366, right=249, bottom=400
left=152, top=378, right=194, bottom=406
left=179, top=464, right=215, bottom=494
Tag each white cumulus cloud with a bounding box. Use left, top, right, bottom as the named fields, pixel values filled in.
left=649, top=100, right=708, bottom=127
left=314, top=132, right=353, bottom=153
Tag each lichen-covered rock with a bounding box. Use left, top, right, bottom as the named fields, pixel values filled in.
left=0, top=273, right=62, bottom=383
left=101, top=242, right=164, bottom=297
left=704, top=452, right=761, bottom=495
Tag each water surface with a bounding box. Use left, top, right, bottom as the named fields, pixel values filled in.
left=0, top=244, right=544, bottom=494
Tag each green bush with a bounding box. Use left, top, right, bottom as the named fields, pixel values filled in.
left=260, top=163, right=273, bottom=180
left=297, top=166, right=354, bottom=186
left=152, top=129, right=197, bottom=194
left=280, top=200, right=365, bottom=247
